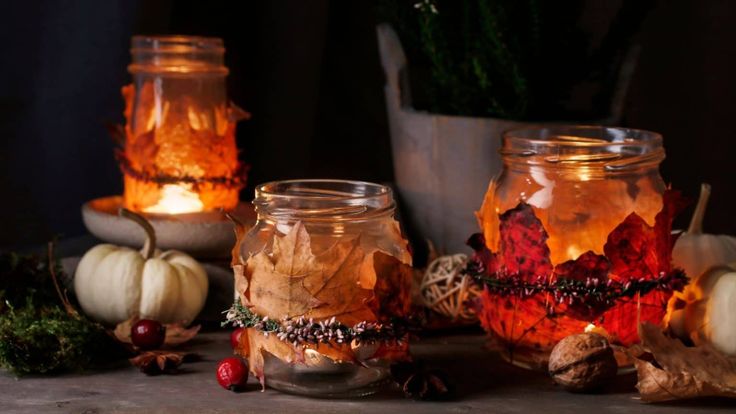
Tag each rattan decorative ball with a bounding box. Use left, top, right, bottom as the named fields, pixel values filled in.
left=420, top=254, right=481, bottom=321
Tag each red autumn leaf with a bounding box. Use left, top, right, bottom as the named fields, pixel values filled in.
left=470, top=189, right=687, bottom=349
left=466, top=233, right=499, bottom=275
left=553, top=251, right=611, bottom=320
left=553, top=251, right=610, bottom=282
left=477, top=288, right=589, bottom=355
left=604, top=189, right=687, bottom=283
left=598, top=290, right=670, bottom=346
left=653, top=189, right=688, bottom=272
left=603, top=213, right=659, bottom=282
left=496, top=203, right=552, bottom=281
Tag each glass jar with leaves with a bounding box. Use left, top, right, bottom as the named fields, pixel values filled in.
left=377, top=0, right=654, bottom=256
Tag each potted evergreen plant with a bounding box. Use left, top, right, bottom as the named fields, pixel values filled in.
left=377, top=0, right=653, bottom=256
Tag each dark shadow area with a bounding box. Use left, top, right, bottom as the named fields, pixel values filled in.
left=0, top=0, right=734, bottom=250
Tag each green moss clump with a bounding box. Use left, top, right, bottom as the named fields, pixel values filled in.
left=0, top=252, right=126, bottom=375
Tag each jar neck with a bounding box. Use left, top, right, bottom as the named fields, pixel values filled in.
left=501, top=126, right=665, bottom=178
left=128, top=35, right=228, bottom=76
left=253, top=180, right=396, bottom=225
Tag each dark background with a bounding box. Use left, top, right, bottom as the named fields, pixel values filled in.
left=0, top=0, right=734, bottom=250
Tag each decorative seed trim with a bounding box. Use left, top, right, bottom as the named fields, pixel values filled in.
left=115, top=150, right=247, bottom=189
left=223, top=299, right=415, bottom=347
left=467, top=264, right=688, bottom=308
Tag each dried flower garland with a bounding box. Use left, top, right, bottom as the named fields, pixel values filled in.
left=466, top=262, right=688, bottom=311
left=223, top=299, right=416, bottom=348
left=115, top=150, right=247, bottom=189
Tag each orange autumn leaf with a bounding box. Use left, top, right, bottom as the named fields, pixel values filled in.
left=242, top=222, right=323, bottom=319
left=241, top=328, right=306, bottom=390
left=369, top=251, right=414, bottom=320
left=633, top=323, right=736, bottom=402
left=233, top=220, right=413, bottom=386
left=303, top=236, right=377, bottom=325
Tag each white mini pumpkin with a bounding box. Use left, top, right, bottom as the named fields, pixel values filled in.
left=669, top=263, right=736, bottom=356
left=74, top=209, right=208, bottom=326
left=672, top=184, right=736, bottom=279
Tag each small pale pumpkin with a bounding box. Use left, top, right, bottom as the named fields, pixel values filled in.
left=74, top=209, right=208, bottom=326
left=669, top=263, right=736, bottom=355
left=672, top=183, right=736, bottom=279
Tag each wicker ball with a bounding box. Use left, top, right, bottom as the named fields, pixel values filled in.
left=420, top=254, right=481, bottom=321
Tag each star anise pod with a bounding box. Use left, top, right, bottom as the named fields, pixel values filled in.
left=130, top=350, right=194, bottom=375
left=390, top=361, right=454, bottom=401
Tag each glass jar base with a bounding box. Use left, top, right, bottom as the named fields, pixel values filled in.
left=263, top=355, right=391, bottom=398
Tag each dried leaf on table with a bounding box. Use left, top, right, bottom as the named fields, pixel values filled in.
left=162, top=323, right=201, bottom=346
left=113, top=317, right=200, bottom=347
left=633, top=322, right=736, bottom=402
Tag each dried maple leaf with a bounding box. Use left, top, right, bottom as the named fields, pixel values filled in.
left=114, top=317, right=200, bottom=348
left=235, top=221, right=412, bottom=386
left=604, top=190, right=686, bottom=282
left=496, top=203, right=552, bottom=280
left=599, top=190, right=687, bottom=344
left=242, top=222, right=323, bottom=319
left=471, top=190, right=687, bottom=352
left=303, top=235, right=376, bottom=325
left=553, top=251, right=611, bottom=320
left=367, top=252, right=414, bottom=320
left=633, top=323, right=736, bottom=402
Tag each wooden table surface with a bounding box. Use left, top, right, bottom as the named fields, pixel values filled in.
left=1, top=331, right=734, bottom=414
left=4, top=236, right=735, bottom=413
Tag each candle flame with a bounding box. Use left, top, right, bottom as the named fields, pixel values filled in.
left=143, top=184, right=204, bottom=214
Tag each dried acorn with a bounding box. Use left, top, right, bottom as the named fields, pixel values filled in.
left=548, top=333, right=617, bottom=392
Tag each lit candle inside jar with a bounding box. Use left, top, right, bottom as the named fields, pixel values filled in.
left=119, top=35, right=245, bottom=215
left=142, top=184, right=204, bottom=215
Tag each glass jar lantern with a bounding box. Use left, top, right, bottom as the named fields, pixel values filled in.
left=120, top=35, right=244, bottom=214
left=232, top=180, right=413, bottom=397
left=472, top=126, right=683, bottom=369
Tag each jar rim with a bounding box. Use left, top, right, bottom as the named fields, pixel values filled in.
left=256, top=179, right=392, bottom=201
left=503, top=125, right=663, bottom=148
left=130, top=35, right=225, bottom=54
left=129, top=35, right=227, bottom=75
left=254, top=179, right=395, bottom=221
left=501, top=125, right=665, bottom=172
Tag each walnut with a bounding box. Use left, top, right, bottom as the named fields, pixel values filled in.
left=548, top=333, right=617, bottom=392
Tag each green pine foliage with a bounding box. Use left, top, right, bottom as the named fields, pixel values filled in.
left=378, top=0, right=653, bottom=121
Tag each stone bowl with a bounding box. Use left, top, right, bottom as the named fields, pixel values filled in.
left=82, top=195, right=255, bottom=259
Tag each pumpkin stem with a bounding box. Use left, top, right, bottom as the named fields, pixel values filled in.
left=120, top=208, right=157, bottom=259
left=687, top=183, right=711, bottom=234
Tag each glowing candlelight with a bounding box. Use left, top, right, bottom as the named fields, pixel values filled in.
left=142, top=184, right=204, bottom=214
left=119, top=36, right=245, bottom=215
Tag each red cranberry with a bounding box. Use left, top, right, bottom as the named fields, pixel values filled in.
left=230, top=327, right=245, bottom=349
left=216, top=357, right=249, bottom=391
left=131, top=319, right=166, bottom=350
